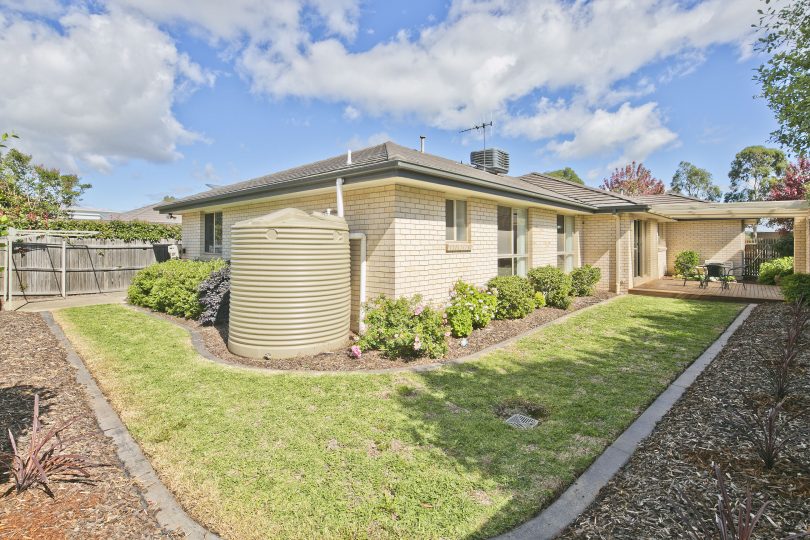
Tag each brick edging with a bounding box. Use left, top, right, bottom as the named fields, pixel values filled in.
left=129, top=296, right=621, bottom=376
left=41, top=311, right=221, bottom=540
left=492, top=303, right=757, bottom=540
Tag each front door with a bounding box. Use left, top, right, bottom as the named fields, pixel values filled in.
left=633, top=220, right=645, bottom=278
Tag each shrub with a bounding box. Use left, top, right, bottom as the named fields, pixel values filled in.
left=780, top=273, right=810, bottom=304
left=569, top=264, right=601, bottom=296
left=445, top=303, right=473, bottom=338
left=446, top=280, right=498, bottom=332
left=534, top=291, right=546, bottom=308
left=527, top=266, right=572, bottom=308
left=127, top=258, right=227, bottom=319
left=198, top=265, right=231, bottom=325
left=758, top=256, right=793, bottom=284
left=486, top=276, right=535, bottom=319
left=5, top=394, right=97, bottom=495
left=358, top=295, right=447, bottom=359
left=674, top=250, right=700, bottom=277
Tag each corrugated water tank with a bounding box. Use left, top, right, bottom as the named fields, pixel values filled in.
left=227, top=208, right=351, bottom=359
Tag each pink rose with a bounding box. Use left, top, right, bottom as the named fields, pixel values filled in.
left=414, top=305, right=424, bottom=316
left=350, top=345, right=362, bottom=358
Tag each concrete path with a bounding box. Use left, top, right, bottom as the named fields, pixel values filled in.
left=42, top=311, right=220, bottom=540
left=494, top=303, right=756, bottom=540
left=6, top=291, right=127, bottom=312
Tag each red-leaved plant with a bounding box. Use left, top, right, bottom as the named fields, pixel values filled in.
left=713, top=464, right=769, bottom=540
left=2, top=394, right=98, bottom=496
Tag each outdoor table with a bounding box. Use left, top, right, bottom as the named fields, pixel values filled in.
left=699, top=262, right=732, bottom=290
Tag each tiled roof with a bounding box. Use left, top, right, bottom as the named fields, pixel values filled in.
left=158, top=141, right=594, bottom=212
left=518, top=173, right=644, bottom=209
left=630, top=193, right=710, bottom=205
left=114, top=203, right=182, bottom=224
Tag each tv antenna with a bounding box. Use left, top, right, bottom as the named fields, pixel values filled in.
left=459, top=121, right=493, bottom=151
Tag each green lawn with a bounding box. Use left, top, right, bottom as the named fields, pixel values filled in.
left=55, top=296, right=743, bottom=539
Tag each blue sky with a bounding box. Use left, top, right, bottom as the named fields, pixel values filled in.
left=0, top=0, right=779, bottom=211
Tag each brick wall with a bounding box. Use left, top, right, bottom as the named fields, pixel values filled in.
left=664, top=220, right=745, bottom=273
left=795, top=216, right=808, bottom=274
left=581, top=214, right=616, bottom=291
left=529, top=208, right=557, bottom=268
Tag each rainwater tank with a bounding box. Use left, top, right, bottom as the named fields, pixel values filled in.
left=227, top=208, right=351, bottom=359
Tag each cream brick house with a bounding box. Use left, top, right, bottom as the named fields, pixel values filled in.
left=157, top=141, right=810, bottom=328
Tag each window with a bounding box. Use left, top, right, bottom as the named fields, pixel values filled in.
left=204, top=212, right=223, bottom=254
left=445, top=199, right=468, bottom=241
left=633, top=220, right=645, bottom=278
left=557, top=215, right=576, bottom=272
left=497, top=206, right=528, bottom=276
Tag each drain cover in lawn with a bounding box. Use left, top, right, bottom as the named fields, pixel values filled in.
left=505, top=413, right=539, bottom=429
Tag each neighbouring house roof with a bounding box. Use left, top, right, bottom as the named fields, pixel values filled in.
left=66, top=206, right=117, bottom=220
left=518, top=173, right=645, bottom=210
left=113, top=203, right=182, bottom=224
left=156, top=142, right=626, bottom=214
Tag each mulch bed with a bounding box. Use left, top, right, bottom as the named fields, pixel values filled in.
left=560, top=302, right=810, bottom=539
left=145, top=292, right=613, bottom=371
left=0, top=312, right=173, bottom=539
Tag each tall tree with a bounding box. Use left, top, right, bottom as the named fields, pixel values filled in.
left=767, top=156, right=810, bottom=231
left=724, top=145, right=787, bottom=202
left=544, top=167, right=583, bottom=184
left=754, top=0, right=810, bottom=156
left=600, top=161, right=665, bottom=196
left=670, top=161, right=722, bottom=201
left=0, top=148, right=91, bottom=228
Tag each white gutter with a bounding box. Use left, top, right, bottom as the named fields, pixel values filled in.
left=336, top=178, right=367, bottom=334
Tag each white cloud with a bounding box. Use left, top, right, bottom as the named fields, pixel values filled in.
left=343, top=105, right=361, bottom=121
left=346, top=131, right=390, bottom=150
left=0, top=8, right=213, bottom=172
left=547, top=102, right=678, bottom=163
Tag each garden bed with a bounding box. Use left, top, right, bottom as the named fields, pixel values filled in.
left=145, top=291, right=612, bottom=371
left=561, top=302, right=810, bottom=539
left=0, top=312, right=171, bottom=539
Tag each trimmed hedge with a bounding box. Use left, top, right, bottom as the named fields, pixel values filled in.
left=527, top=266, right=572, bottom=309
left=487, top=276, right=535, bottom=319
left=45, top=219, right=181, bottom=242
left=780, top=273, right=810, bottom=304
left=758, top=256, right=793, bottom=285
left=570, top=264, right=601, bottom=297
left=127, top=259, right=227, bottom=319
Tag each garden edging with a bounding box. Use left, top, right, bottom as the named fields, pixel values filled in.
left=493, top=302, right=756, bottom=540
left=41, top=311, right=221, bottom=540
left=129, top=295, right=621, bottom=376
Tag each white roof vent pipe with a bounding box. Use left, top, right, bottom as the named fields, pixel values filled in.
left=346, top=149, right=352, bottom=165
left=419, top=135, right=426, bottom=153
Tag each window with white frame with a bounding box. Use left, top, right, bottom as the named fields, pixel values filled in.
left=497, top=206, right=528, bottom=276
left=204, top=212, right=223, bottom=254
left=557, top=215, right=576, bottom=272
left=445, top=199, right=468, bottom=241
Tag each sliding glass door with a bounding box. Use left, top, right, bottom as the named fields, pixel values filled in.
left=497, top=206, right=528, bottom=276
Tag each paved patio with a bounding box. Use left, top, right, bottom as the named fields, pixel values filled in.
left=2, top=291, right=128, bottom=312
left=629, top=277, right=783, bottom=302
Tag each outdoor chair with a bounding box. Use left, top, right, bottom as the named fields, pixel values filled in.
left=701, top=262, right=730, bottom=289
left=722, top=266, right=747, bottom=290
left=684, top=265, right=706, bottom=287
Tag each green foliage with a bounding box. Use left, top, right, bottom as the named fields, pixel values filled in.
left=127, top=259, right=227, bottom=319
left=527, top=265, right=573, bottom=308
left=773, top=233, right=795, bottom=257
left=780, top=273, right=810, bottom=304
left=725, top=146, right=788, bottom=202
left=754, top=0, right=810, bottom=156
left=533, top=291, right=546, bottom=308
left=670, top=161, right=722, bottom=201
left=44, top=218, right=181, bottom=242
left=758, top=256, right=794, bottom=285
left=0, top=148, right=91, bottom=227
left=674, top=250, right=701, bottom=277
left=486, top=276, right=535, bottom=319
left=445, top=303, right=473, bottom=338
left=570, top=264, right=602, bottom=297
left=359, top=295, right=448, bottom=359
left=447, top=280, right=498, bottom=329
left=544, top=167, right=583, bottom=184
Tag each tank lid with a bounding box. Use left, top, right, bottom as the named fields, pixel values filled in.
left=232, top=208, right=349, bottom=230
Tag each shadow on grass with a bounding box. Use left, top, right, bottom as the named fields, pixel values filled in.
left=392, top=300, right=742, bottom=539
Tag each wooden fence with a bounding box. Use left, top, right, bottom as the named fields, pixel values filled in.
left=742, top=237, right=788, bottom=279
left=1, top=235, right=179, bottom=297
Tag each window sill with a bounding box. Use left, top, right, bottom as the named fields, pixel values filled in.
left=446, top=241, right=472, bottom=253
